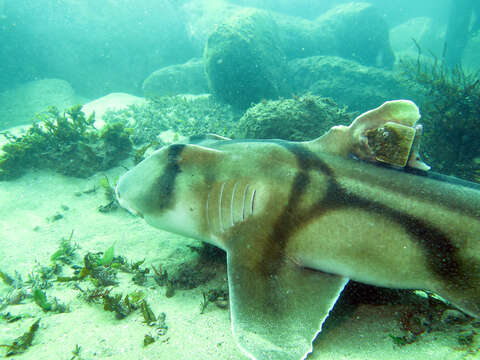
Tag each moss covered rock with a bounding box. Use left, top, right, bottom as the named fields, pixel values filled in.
left=289, top=56, right=409, bottom=112
left=236, top=95, right=352, bottom=141
left=315, top=2, right=394, bottom=69
left=204, top=8, right=289, bottom=109
left=142, top=58, right=209, bottom=98
left=204, top=3, right=395, bottom=109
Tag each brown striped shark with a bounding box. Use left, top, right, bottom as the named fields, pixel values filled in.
left=115, top=100, right=480, bottom=360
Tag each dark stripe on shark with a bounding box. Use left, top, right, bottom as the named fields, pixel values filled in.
left=151, top=144, right=185, bottom=211
left=321, top=189, right=464, bottom=283
left=266, top=143, right=468, bottom=287
left=215, top=138, right=480, bottom=216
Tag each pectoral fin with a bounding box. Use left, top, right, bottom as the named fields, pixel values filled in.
left=227, top=249, right=348, bottom=360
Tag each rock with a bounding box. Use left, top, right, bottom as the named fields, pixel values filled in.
left=236, top=95, right=351, bottom=141
left=204, top=3, right=395, bottom=108
left=142, top=58, right=209, bottom=98
left=314, top=2, right=395, bottom=69
left=181, top=1, right=239, bottom=52
left=390, top=17, right=444, bottom=60
left=82, top=93, right=146, bottom=129
left=463, top=32, right=480, bottom=72
left=273, top=2, right=394, bottom=66
left=288, top=56, right=410, bottom=112
left=0, top=79, right=78, bottom=129
left=204, top=8, right=289, bottom=109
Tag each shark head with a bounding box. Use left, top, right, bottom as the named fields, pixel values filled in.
left=116, top=143, right=224, bottom=244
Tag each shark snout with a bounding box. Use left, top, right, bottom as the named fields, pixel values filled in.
left=115, top=174, right=144, bottom=218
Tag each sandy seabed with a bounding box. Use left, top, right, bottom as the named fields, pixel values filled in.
left=0, top=164, right=477, bottom=360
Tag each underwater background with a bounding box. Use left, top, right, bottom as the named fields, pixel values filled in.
left=0, top=0, right=479, bottom=359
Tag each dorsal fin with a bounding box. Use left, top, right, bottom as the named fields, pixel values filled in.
left=308, top=100, right=429, bottom=170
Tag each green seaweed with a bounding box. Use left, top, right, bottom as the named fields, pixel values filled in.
left=128, top=290, right=145, bottom=304
left=165, top=282, right=175, bottom=298
left=0, top=319, right=40, bottom=356
left=143, top=334, right=155, bottom=347
left=102, top=292, right=137, bottom=319
left=0, top=105, right=132, bottom=180
left=80, top=288, right=145, bottom=321
left=99, top=242, right=116, bottom=267
left=32, top=288, right=52, bottom=311
left=50, top=230, right=79, bottom=264
left=400, top=52, right=480, bottom=181
left=26, top=263, right=56, bottom=290
left=0, top=312, right=22, bottom=323
left=200, top=288, right=229, bottom=314
left=78, top=248, right=148, bottom=287
left=98, top=176, right=119, bottom=213
left=78, top=252, right=118, bottom=287
left=389, top=334, right=409, bottom=346
left=140, top=299, right=156, bottom=325
left=0, top=270, right=14, bottom=286
left=102, top=95, right=240, bottom=146
left=70, top=344, right=82, bottom=360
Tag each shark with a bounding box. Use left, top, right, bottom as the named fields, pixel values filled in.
left=115, top=100, right=480, bottom=360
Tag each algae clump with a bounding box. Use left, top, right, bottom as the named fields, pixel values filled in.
left=32, top=288, right=52, bottom=311
left=0, top=319, right=40, bottom=357
left=0, top=105, right=132, bottom=180
left=99, top=242, right=116, bottom=267
left=400, top=55, right=480, bottom=181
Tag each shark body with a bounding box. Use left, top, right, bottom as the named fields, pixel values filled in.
left=116, top=101, right=480, bottom=359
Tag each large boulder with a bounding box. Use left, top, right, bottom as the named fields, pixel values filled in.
left=288, top=56, right=410, bottom=112
left=274, top=2, right=395, bottom=66
left=0, top=78, right=78, bottom=129
left=142, top=58, right=209, bottom=98
left=204, top=3, right=395, bottom=109
left=180, top=1, right=240, bottom=53
left=314, top=2, right=394, bottom=68
left=463, top=32, right=480, bottom=72
left=390, top=17, right=445, bottom=60
left=204, top=8, right=289, bottom=109
left=236, top=95, right=352, bottom=141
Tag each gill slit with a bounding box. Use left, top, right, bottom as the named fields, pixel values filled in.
left=231, top=182, right=238, bottom=226
left=242, top=184, right=249, bottom=221
left=219, top=182, right=225, bottom=233
left=250, top=189, right=256, bottom=215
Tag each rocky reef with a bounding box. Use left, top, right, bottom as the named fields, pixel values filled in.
left=203, top=3, right=394, bottom=109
